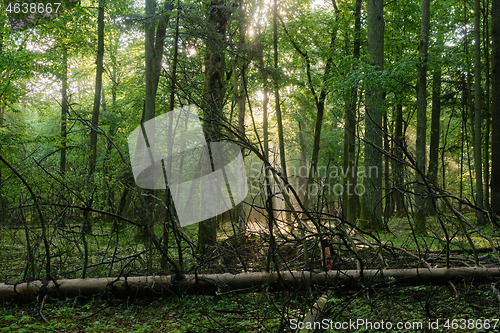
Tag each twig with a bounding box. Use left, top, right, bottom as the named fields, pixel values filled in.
left=39, top=294, right=50, bottom=324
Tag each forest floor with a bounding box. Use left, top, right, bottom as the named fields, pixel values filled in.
left=0, top=283, right=499, bottom=332
left=1, top=212, right=500, bottom=332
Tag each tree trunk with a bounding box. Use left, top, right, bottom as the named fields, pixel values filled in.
left=89, top=0, right=105, bottom=176
left=427, top=69, right=441, bottom=215
left=343, top=0, right=361, bottom=225
left=3, top=267, right=500, bottom=301
left=298, top=121, right=308, bottom=204
left=60, top=47, right=68, bottom=175
left=257, top=37, right=276, bottom=270
left=262, top=85, right=277, bottom=272
left=492, top=0, right=500, bottom=215
left=383, top=112, right=394, bottom=217
left=143, top=0, right=173, bottom=269
left=392, top=104, right=405, bottom=216
left=144, top=0, right=172, bottom=122
left=359, top=0, right=384, bottom=231
left=272, top=0, right=290, bottom=228
left=414, top=0, right=430, bottom=234
left=163, top=0, right=182, bottom=272
left=483, top=0, right=491, bottom=210
left=198, top=0, right=231, bottom=252
left=474, top=0, right=484, bottom=224
left=236, top=7, right=247, bottom=234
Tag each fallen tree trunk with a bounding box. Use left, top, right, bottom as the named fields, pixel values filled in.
left=1, top=267, right=500, bottom=301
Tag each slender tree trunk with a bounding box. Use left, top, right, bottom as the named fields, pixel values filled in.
left=343, top=0, right=361, bottom=224
left=383, top=112, right=393, bottom=217
left=257, top=37, right=276, bottom=270
left=474, top=0, right=484, bottom=223
left=359, top=0, right=384, bottom=231
left=60, top=47, right=68, bottom=175
left=162, top=0, right=183, bottom=272
left=143, top=0, right=173, bottom=269
left=236, top=6, right=247, bottom=234
left=414, top=0, right=430, bottom=234
left=84, top=0, right=104, bottom=276
left=392, top=104, right=405, bottom=216
left=264, top=87, right=277, bottom=272
left=491, top=0, right=500, bottom=215
left=198, top=0, right=231, bottom=252
left=427, top=69, right=441, bottom=215
left=89, top=0, right=105, bottom=176
left=298, top=121, right=308, bottom=204
left=272, top=0, right=289, bottom=227
left=144, top=0, right=172, bottom=122
left=268, top=0, right=286, bottom=267
left=467, top=72, right=475, bottom=204
left=483, top=1, right=491, bottom=210
left=484, top=0, right=491, bottom=210
left=460, top=80, right=465, bottom=211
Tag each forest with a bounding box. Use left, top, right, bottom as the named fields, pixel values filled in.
left=1, top=0, right=500, bottom=331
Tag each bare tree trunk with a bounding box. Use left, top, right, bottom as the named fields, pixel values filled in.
left=255, top=32, right=276, bottom=270
left=343, top=0, right=361, bottom=223
left=268, top=0, right=285, bottom=268
left=427, top=69, right=441, bottom=215
left=491, top=0, right=500, bottom=215
left=0, top=47, right=4, bottom=223
left=483, top=0, right=491, bottom=210
left=89, top=0, right=105, bottom=176
left=162, top=0, right=183, bottom=273
left=359, top=0, right=384, bottom=231
left=4, top=268, right=500, bottom=300
left=383, top=112, right=394, bottom=217
left=474, top=0, right=485, bottom=224
left=272, top=0, right=290, bottom=228
left=262, top=85, right=277, bottom=272
left=143, top=0, right=173, bottom=271
left=144, top=0, right=172, bottom=122
left=198, top=0, right=231, bottom=252
left=60, top=47, right=68, bottom=175
left=414, top=0, right=430, bottom=234
left=298, top=121, right=308, bottom=204
left=235, top=6, right=247, bottom=234
left=392, top=104, right=405, bottom=216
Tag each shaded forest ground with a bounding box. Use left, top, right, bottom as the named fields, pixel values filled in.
left=0, top=283, right=499, bottom=332
left=1, top=213, right=500, bottom=332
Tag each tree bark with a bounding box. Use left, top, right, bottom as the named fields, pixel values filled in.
left=483, top=0, right=491, bottom=210
left=144, top=0, right=172, bottom=122
left=343, top=0, right=361, bottom=225
left=272, top=0, right=290, bottom=229
left=198, top=0, right=231, bottom=252
left=474, top=0, right=484, bottom=224
left=3, top=267, right=500, bottom=301
left=89, top=0, right=105, bottom=176
left=359, top=0, right=384, bottom=231
left=235, top=5, right=247, bottom=234
left=383, top=112, right=394, bottom=217
left=392, top=104, right=405, bottom=216
left=60, top=47, right=68, bottom=175
left=492, top=0, right=500, bottom=215
left=427, top=69, right=441, bottom=215
left=414, top=0, right=430, bottom=234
